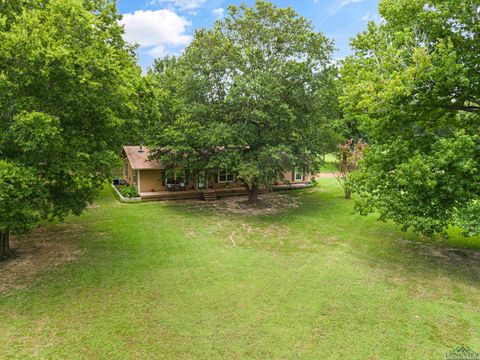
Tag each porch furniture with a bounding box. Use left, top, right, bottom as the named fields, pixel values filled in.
left=166, top=183, right=186, bottom=191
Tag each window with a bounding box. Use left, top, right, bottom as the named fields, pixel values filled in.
left=124, top=161, right=129, bottom=178
left=165, top=169, right=186, bottom=185
left=133, top=170, right=138, bottom=185
left=294, top=169, right=304, bottom=181
left=218, top=171, right=235, bottom=183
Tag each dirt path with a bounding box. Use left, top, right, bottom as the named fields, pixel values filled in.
left=316, top=172, right=336, bottom=179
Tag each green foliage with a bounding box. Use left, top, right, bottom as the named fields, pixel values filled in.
left=454, top=200, right=480, bottom=238
left=119, top=185, right=140, bottom=199
left=341, top=0, right=480, bottom=236
left=0, top=0, right=139, bottom=238
left=149, top=1, right=339, bottom=198
left=0, top=161, right=47, bottom=234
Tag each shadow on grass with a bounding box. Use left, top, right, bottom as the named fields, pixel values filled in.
left=160, top=183, right=480, bottom=287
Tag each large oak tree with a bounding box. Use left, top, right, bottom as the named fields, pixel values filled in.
left=151, top=1, right=338, bottom=203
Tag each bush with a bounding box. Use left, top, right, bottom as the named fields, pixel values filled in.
left=120, top=185, right=139, bottom=198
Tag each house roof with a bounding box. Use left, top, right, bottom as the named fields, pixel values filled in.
left=123, top=146, right=164, bottom=170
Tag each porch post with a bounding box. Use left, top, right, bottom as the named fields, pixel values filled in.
left=137, top=170, right=141, bottom=193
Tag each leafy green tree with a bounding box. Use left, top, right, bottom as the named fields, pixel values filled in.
left=0, top=0, right=139, bottom=258
left=151, top=1, right=338, bottom=203
left=341, top=0, right=479, bottom=236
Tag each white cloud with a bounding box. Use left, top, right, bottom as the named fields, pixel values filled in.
left=212, top=8, right=224, bottom=18
left=120, top=10, right=191, bottom=57
left=147, top=45, right=167, bottom=58
left=148, top=0, right=207, bottom=10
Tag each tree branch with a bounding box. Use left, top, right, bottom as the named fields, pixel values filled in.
left=446, top=104, right=480, bottom=113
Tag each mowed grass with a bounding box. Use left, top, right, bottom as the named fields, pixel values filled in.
left=1, top=179, right=479, bottom=359
left=319, top=153, right=337, bottom=173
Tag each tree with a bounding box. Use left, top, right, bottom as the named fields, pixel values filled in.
left=0, top=0, right=139, bottom=259
left=334, top=139, right=366, bottom=199
left=341, top=0, right=480, bottom=236
left=150, top=1, right=338, bottom=203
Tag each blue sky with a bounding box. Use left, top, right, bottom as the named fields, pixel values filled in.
left=117, top=0, right=380, bottom=69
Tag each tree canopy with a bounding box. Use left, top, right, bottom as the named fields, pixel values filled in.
left=150, top=1, right=338, bottom=202
left=341, top=0, right=480, bottom=236
left=0, top=0, right=139, bottom=258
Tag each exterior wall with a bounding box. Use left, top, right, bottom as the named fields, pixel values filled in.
left=124, top=159, right=134, bottom=186
left=277, top=170, right=310, bottom=185
left=184, top=175, right=197, bottom=191
left=188, top=178, right=197, bottom=190
left=207, top=171, right=243, bottom=189
left=208, top=170, right=309, bottom=188
left=123, top=159, right=311, bottom=193
left=139, top=170, right=164, bottom=193
left=282, top=171, right=294, bottom=183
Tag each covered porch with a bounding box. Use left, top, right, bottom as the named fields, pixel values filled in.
left=139, top=182, right=312, bottom=201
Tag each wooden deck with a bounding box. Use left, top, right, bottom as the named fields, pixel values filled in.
left=139, top=182, right=312, bottom=201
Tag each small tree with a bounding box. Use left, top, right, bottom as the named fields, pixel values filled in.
left=334, top=139, right=366, bottom=199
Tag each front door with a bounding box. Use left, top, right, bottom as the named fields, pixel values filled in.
left=197, top=171, right=207, bottom=190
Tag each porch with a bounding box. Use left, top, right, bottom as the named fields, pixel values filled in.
left=139, top=182, right=312, bottom=201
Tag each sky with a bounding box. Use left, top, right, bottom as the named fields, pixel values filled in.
left=117, top=0, right=381, bottom=69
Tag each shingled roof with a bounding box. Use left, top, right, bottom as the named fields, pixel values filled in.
left=123, top=146, right=164, bottom=170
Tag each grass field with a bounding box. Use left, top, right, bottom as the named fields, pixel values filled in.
left=319, top=154, right=337, bottom=173
left=1, top=179, right=479, bottom=359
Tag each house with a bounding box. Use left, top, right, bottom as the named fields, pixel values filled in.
left=122, top=145, right=312, bottom=200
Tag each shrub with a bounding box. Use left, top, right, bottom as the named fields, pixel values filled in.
left=120, top=185, right=139, bottom=198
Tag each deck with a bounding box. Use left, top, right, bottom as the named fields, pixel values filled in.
left=139, top=182, right=312, bottom=201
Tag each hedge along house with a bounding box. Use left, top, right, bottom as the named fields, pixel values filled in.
left=122, top=145, right=312, bottom=201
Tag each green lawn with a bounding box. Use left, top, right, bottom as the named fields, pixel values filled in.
left=1, top=179, right=479, bottom=359
left=319, top=154, right=336, bottom=173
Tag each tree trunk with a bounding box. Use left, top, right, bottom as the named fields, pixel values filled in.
left=245, top=185, right=260, bottom=204
left=0, top=230, right=11, bottom=260
left=344, top=187, right=351, bottom=200
left=0, top=232, right=3, bottom=260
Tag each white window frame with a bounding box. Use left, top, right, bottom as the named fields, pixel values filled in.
left=218, top=171, right=235, bottom=183
left=294, top=169, right=304, bottom=182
